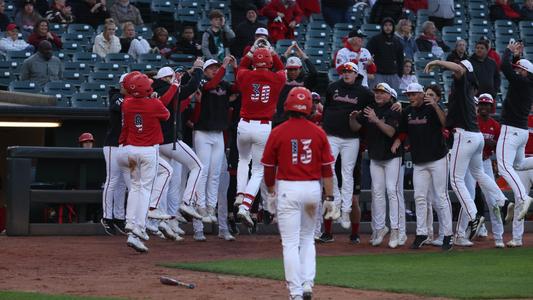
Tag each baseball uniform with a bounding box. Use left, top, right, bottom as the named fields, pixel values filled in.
left=334, top=44, right=376, bottom=88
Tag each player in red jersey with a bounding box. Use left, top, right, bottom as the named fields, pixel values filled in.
left=262, top=87, right=338, bottom=300
left=120, top=71, right=170, bottom=253
left=234, top=41, right=287, bottom=226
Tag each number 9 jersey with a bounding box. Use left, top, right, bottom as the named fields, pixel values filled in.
left=261, top=117, right=335, bottom=180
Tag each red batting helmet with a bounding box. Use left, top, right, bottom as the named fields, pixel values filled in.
left=123, top=72, right=153, bottom=98
left=78, top=132, right=94, bottom=143
left=284, top=87, right=312, bottom=115
left=253, top=48, right=273, bottom=69
left=477, top=93, right=494, bottom=105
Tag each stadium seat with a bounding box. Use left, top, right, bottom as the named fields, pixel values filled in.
left=8, top=80, right=40, bottom=93
left=94, top=62, right=127, bottom=73
left=45, top=93, right=70, bottom=107
left=61, top=32, right=93, bottom=44
left=61, top=41, right=86, bottom=55
left=468, top=9, right=488, bottom=19
left=520, top=28, right=533, bottom=46
left=305, top=39, right=331, bottom=51
left=43, top=81, right=76, bottom=97
left=49, top=23, right=67, bottom=35
left=519, top=20, right=533, bottom=32
left=80, top=82, right=109, bottom=94
left=306, top=29, right=331, bottom=41
left=494, top=20, right=517, bottom=31
left=62, top=71, right=86, bottom=86
left=135, top=25, right=153, bottom=39
left=71, top=92, right=107, bottom=108
left=88, top=72, right=119, bottom=84
left=5, top=50, right=32, bottom=63
left=0, top=68, right=14, bottom=87
left=305, top=48, right=328, bottom=60
left=175, top=6, right=200, bottom=23
left=72, top=52, right=102, bottom=64
left=67, top=23, right=95, bottom=35
left=128, top=63, right=157, bottom=72
left=104, top=53, right=133, bottom=64
left=360, top=24, right=381, bottom=38
left=168, top=53, right=195, bottom=63
left=137, top=53, right=168, bottom=66
left=63, top=61, right=90, bottom=72
left=310, top=13, right=325, bottom=22
left=196, top=17, right=211, bottom=32
left=53, top=51, right=68, bottom=61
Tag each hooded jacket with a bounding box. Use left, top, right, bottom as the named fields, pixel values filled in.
left=469, top=53, right=500, bottom=99
left=366, top=18, right=404, bottom=76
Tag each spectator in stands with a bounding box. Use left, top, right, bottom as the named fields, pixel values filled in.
left=366, top=17, right=404, bottom=91
left=15, top=0, right=41, bottom=34
left=399, top=59, right=418, bottom=91
left=92, top=18, right=121, bottom=58
left=446, top=39, right=468, bottom=63
left=415, top=20, right=449, bottom=58
left=490, top=0, right=521, bottom=22
left=150, top=26, right=174, bottom=58
left=334, top=28, right=376, bottom=88
left=241, top=27, right=269, bottom=57
left=15, top=0, right=48, bottom=16
left=78, top=132, right=94, bottom=148
left=232, top=5, right=266, bottom=58
left=321, top=0, right=356, bottom=28
left=109, top=0, right=143, bottom=26
left=231, top=0, right=266, bottom=28
left=261, top=0, right=304, bottom=43
left=404, top=0, right=428, bottom=13
left=27, top=19, right=62, bottom=50
left=296, top=0, right=320, bottom=17
left=0, top=0, right=11, bottom=31
left=45, top=0, right=74, bottom=24
left=521, top=0, right=533, bottom=20
left=0, top=23, right=33, bottom=55
left=119, top=21, right=150, bottom=59
left=20, top=40, right=62, bottom=86
left=482, top=37, right=502, bottom=70
left=201, top=9, right=235, bottom=61
left=469, top=39, right=501, bottom=99
left=427, top=0, right=455, bottom=31
left=395, top=18, right=418, bottom=60
left=73, top=0, right=109, bottom=29
left=369, top=0, right=404, bottom=24
left=174, top=25, right=202, bottom=57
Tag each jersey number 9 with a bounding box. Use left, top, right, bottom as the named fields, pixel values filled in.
left=291, top=139, right=312, bottom=165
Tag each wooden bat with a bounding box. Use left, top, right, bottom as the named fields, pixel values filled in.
left=160, top=276, right=195, bottom=289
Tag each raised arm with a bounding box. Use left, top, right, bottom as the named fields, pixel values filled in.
left=425, top=59, right=465, bottom=79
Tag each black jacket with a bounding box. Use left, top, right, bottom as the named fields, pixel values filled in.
left=369, top=0, right=404, bottom=24
left=500, top=49, right=533, bottom=129
left=469, top=54, right=500, bottom=99
left=195, top=75, right=232, bottom=131
left=103, top=88, right=124, bottom=147
left=446, top=50, right=468, bottom=64
left=232, top=19, right=266, bottom=58
left=323, top=77, right=374, bottom=138
left=72, top=1, right=109, bottom=29
left=415, top=36, right=450, bottom=53
left=366, top=19, right=404, bottom=76
left=361, top=101, right=402, bottom=161
left=174, top=37, right=202, bottom=57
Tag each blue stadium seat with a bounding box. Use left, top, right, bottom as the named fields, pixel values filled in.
left=43, top=81, right=76, bottom=97
left=94, top=62, right=127, bottom=73
left=45, top=93, right=70, bottom=107
left=88, top=72, right=119, bottom=84
left=63, top=61, right=90, bottom=72
left=136, top=25, right=153, bottom=39
left=128, top=63, right=157, bottom=72
left=72, top=52, right=102, bottom=64
left=5, top=50, right=32, bottom=63
left=360, top=24, right=381, bottom=38
left=137, top=53, right=168, bottom=65
left=0, top=65, right=14, bottom=87
left=305, top=39, right=331, bottom=51
left=169, top=53, right=195, bottom=63
left=104, top=53, right=133, bottom=64
left=80, top=82, right=109, bottom=93
left=67, top=23, right=95, bottom=35
left=49, top=23, right=67, bottom=35
left=71, top=92, right=107, bottom=108
left=61, top=32, right=93, bottom=44
left=8, top=80, right=40, bottom=93
left=62, top=71, right=86, bottom=86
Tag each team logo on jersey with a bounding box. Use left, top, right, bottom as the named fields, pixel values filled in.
left=407, top=115, right=428, bottom=125
left=134, top=113, right=143, bottom=132
left=333, top=91, right=358, bottom=104
left=211, top=87, right=227, bottom=96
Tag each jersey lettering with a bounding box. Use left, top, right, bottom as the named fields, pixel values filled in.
left=290, top=139, right=313, bottom=165
left=251, top=84, right=271, bottom=103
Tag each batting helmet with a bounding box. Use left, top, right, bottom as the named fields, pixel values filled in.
left=477, top=93, right=494, bottom=105
left=123, top=72, right=153, bottom=98
left=253, top=48, right=273, bottom=69
left=284, top=87, right=312, bottom=115
left=78, top=132, right=94, bottom=143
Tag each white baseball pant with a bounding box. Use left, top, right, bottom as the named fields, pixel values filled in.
left=496, top=125, right=533, bottom=203
left=327, top=136, right=359, bottom=214
left=194, top=130, right=225, bottom=209
left=370, top=157, right=402, bottom=231
left=217, top=156, right=230, bottom=233
left=456, top=159, right=504, bottom=239
left=124, top=145, right=159, bottom=231
left=413, top=156, right=453, bottom=236
left=449, top=129, right=507, bottom=221
left=276, top=180, right=321, bottom=298
left=513, top=169, right=533, bottom=241
left=398, top=164, right=406, bottom=237
left=149, top=155, right=173, bottom=209
left=102, top=146, right=127, bottom=220
left=236, top=119, right=271, bottom=207
left=160, top=141, right=203, bottom=207
left=166, top=160, right=185, bottom=216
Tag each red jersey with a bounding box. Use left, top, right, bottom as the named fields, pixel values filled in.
left=261, top=118, right=334, bottom=181
left=478, top=116, right=500, bottom=160
left=525, top=115, right=533, bottom=155
left=236, top=55, right=286, bottom=121
left=120, top=97, right=170, bottom=146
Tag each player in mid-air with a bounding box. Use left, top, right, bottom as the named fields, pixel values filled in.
left=262, top=87, right=338, bottom=300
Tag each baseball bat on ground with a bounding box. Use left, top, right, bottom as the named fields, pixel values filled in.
left=160, top=276, right=195, bottom=289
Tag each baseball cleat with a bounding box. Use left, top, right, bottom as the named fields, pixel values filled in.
left=454, top=237, right=474, bottom=247
left=388, top=229, right=399, bottom=248
left=237, top=206, right=254, bottom=227
left=369, top=231, right=376, bottom=245
left=398, top=233, right=407, bottom=246
left=100, top=218, right=116, bottom=236
left=147, top=209, right=171, bottom=220
left=167, top=218, right=185, bottom=236
left=234, top=194, right=244, bottom=207
left=113, top=219, right=127, bottom=235
left=228, top=217, right=240, bottom=236
left=175, top=212, right=187, bottom=223
left=494, top=239, right=505, bottom=248
left=349, top=233, right=360, bottom=244
left=158, top=220, right=178, bottom=241
left=340, top=212, right=351, bottom=230
left=218, top=230, right=236, bottom=241
left=303, top=282, right=313, bottom=300
left=517, top=196, right=532, bottom=221
left=478, top=224, right=488, bottom=238
left=318, top=232, right=334, bottom=243
left=207, top=206, right=217, bottom=223
left=506, top=239, right=523, bottom=247
left=145, top=219, right=160, bottom=234
left=410, top=235, right=428, bottom=249
left=441, top=235, right=453, bottom=251
left=431, top=239, right=444, bottom=247
left=193, top=231, right=207, bottom=242
left=127, top=234, right=148, bottom=253
left=504, top=202, right=515, bottom=224
left=180, top=203, right=203, bottom=220
left=492, top=204, right=502, bottom=224
left=125, top=223, right=149, bottom=241
left=468, top=215, right=485, bottom=240
left=372, top=227, right=389, bottom=247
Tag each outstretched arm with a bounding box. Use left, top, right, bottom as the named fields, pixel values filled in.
left=425, top=60, right=465, bottom=79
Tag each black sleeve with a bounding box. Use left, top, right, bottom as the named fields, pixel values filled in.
left=501, top=48, right=520, bottom=83
left=396, top=41, right=404, bottom=76
left=179, top=68, right=203, bottom=101
left=398, top=110, right=408, bottom=133
left=493, top=60, right=501, bottom=96
left=386, top=110, right=401, bottom=129
left=324, top=82, right=334, bottom=108
left=302, top=57, right=318, bottom=89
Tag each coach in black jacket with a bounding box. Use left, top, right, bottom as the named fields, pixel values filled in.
left=469, top=39, right=500, bottom=99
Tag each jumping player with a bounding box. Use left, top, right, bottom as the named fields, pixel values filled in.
left=234, top=39, right=286, bottom=226
left=424, top=59, right=507, bottom=240
left=261, top=87, right=337, bottom=300
left=496, top=40, right=533, bottom=221
left=120, top=71, right=170, bottom=253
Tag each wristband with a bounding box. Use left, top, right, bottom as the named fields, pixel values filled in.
left=325, top=196, right=334, bottom=202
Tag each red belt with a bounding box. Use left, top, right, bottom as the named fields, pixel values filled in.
left=241, top=118, right=270, bottom=124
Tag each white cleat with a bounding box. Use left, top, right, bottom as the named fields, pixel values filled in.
left=158, top=220, right=178, bottom=240
left=237, top=205, right=254, bottom=227
left=494, top=239, right=505, bottom=248
left=372, top=227, right=389, bottom=247
left=167, top=218, right=185, bottom=235
left=517, top=196, right=532, bottom=221
left=145, top=219, right=160, bottom=234
left=126, top=223, right=149, bottom=241
left=175, top=212, right=187, bottom=223
left=234, top=194, right=244, bottom=207
left=127, top=234, right=148, bottom=253
left=388, top=229, right=399, bottom=249
left=197, top=207, right=212, bottom=223
left=431, top=239, right=444, bottom=247
left=478, top=224, right=488, bottom=238
left=180, top=203, right=203, bottom=220
left=218, top=231, right=236, bottom=241
left=207, top=206, right=217, bottom=223
left=506, top=239, right=523, bottom=248
left=398, top=233, right=407, bottom=246
left=340, top=211, right=351, bottom=230
left=505, top=202, right=515, bottom=224
left=147, top=209, right=171, bottom=220
left=454, top=237, right=474, bottom=247
left=193, top=231, right=207, bottom=242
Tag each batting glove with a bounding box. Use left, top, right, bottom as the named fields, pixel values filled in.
left=323, top=198, right=340, bottom=220
left=266, top=191, right=277, bottom=215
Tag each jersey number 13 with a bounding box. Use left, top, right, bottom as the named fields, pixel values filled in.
left=291, top=139, right=312, bottom=165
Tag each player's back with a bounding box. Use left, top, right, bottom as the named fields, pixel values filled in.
left=237, top=69, right=286, bottom=120
left=122, top=97, right=170, bottom=147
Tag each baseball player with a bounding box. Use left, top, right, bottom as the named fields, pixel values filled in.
left=496, top=41, right=533, bottom=221
left=455, top=94, right=505, bottom=248
left=334, top=28, right=377, bottom=88
left=322, top=62, right=373, bottom=231
left=393, top=82, right=453, bottom=250
left=261, top=87, right=337, bottom=300
left=424, top=59, right=507, bottom=240
left=349, top=82, right=402, bottom=248
left=234, top=41, right=286, bottom=227
left=120, top=71, right=170, bottom=253
left=100, top=74, right=129, bottom=236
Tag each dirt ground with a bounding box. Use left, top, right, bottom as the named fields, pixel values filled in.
left=1, top=233, right=531, bottom=300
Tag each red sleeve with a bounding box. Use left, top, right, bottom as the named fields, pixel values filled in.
left=154, top=100, right=170, bottom=120
left=276, top=70, right=287, bottom=86
left=190, top=101, right=201, bottom=123
left=292, top=3, right=304, bottom=23
left=180, top=97, right=191, bottom=113
left=118, top=101, right=128, bottom=144
left=264, top=166, right=276, bottom=187
left=366, top=62, right=377, bottom=74
left=261, top=132, right=278, bottom=167
left=242, top=45, right=252, bottom=57
left=494, top=120, right=501, bottom=141
left=159, top=84, right=178, bottom=106
left=320, top=132, right=335, bottom=166
left=260, top=1, right=279, bottom=19
left=239, top=55, right=252, bottom=70
left=52, top=33, right=62, bottom=49
left=272, top=53, right=284, bottom=71
left=27, top=33, right=38, bottom=47
left=203, top=66, right=225, bottom=91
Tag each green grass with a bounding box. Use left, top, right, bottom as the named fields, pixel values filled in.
left=163, top=248, right=533, bottom=299
left=0, top=291, right=121, bottom=300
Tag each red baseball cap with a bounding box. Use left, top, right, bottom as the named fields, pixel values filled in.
left=6, top=23, right=18, bottom=32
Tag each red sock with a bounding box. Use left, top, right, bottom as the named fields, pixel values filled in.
left=324, top=219, right=332, bottom=234
left=351, top=222, right=360, bottom=235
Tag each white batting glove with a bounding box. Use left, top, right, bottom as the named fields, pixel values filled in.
left=266, top=191, right=277, bottom=215
left=323, top=198, right=340, bottom=220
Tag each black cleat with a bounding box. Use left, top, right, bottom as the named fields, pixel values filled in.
left=441, top=235, right=453, bottom=251
left=410, top=235, right=428, bottom=249
left=468, top=215, right=485, bottom=240
left=317, top=232, right=334, bottom=243
left=100, top=218, right=116, bottom=236
left=349, top=233, right=360, bottom=244
left=113, top=219, right=127, bottom=235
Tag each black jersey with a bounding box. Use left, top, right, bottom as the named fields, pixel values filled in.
left=445, top=73, right=479, bottom=132
left=360, top=101, right=402, bottom=161
left=103, top=88, right=123, bottom=147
